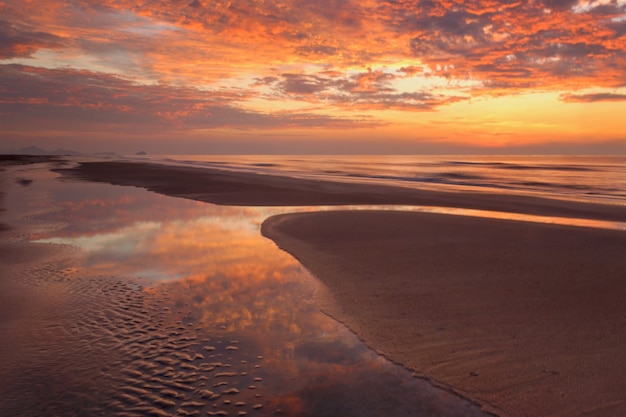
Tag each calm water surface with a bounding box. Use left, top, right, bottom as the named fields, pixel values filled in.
left=1, top=162, right=491, bottom=417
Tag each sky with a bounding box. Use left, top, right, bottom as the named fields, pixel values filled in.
left=1, top=0, right=626, bottom=154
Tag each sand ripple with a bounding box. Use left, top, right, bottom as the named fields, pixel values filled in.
left=0, top=248, right=269, bottom=417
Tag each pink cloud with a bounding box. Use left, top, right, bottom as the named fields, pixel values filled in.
left=560, top=92, right=626, bottom=102
left=0, top=64, right=380, bottom=132
left=2, top=0, right=626, bottom=148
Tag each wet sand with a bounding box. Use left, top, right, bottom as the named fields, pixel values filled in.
left=26, top=160, right=626, bottom=416
left=0, top=162, right=272, bottom=417
left=0, top=238, right=269, bottom=416
left=262, top=211, right=626, bottom=417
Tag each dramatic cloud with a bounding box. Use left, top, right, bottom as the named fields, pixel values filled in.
left=0, top=21, right=66, bottom=59
left=253, top=70, right=469, bottom=111
left=2, top=0, right=626, bottom=151
left=386, top=0, right=626, bottom=92
left=0, top=64, right=377, bottom=132
left=561, top=92, right=626, bottom=102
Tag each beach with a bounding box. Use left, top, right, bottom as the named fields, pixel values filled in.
left=56, top=160, right=626, bottom=417
left=2, top=158, right=625, bottom=417
left=263, top=211, right=626, bottom=417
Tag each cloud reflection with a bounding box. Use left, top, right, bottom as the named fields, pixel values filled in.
left=26, top=172, right=492, bottom=417
left=32, top=182, right=332, bottom=336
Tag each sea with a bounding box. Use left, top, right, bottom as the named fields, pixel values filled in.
left=128, top=154, right=626, bottom=207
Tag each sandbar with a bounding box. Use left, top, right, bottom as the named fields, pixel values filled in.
left=58, top=161, right=626, bottom=221
left=262, top=210, right=626, bottom=417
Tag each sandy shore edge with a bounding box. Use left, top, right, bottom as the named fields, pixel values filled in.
left=262, top=210, right=626, bottom=417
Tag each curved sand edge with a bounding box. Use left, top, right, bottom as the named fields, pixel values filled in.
left=261, top=213, right=498, bottom=415
left=261, top=219, right=496, bottom=415
left=261, top=210, right=626, bottom=417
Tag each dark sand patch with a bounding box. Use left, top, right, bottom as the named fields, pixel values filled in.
left=0, top=155, right=62, bottom=166
left=262, top=210, right=626, bottom=417
left=0, top=242, right=61, bottom=327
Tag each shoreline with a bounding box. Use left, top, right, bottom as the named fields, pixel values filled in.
left=57, top=160, right=626, bottom=222
left=262, top=211, right=626, bottom=417
left=53, top=160, right=626, bottom=416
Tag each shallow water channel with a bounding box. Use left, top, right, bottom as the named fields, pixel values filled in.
left=1, top=162, right=492, bottom=417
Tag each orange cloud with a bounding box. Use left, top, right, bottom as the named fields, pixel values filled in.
left=0, top=64, right=376, bottom=132
left=2, top=0, right=626, bottom=150
left=560, top=92, right=626, bottom=102
left=5, top=0, right=626, bottom=93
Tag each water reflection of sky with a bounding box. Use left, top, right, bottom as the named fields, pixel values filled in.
left=24, top=167, right=490, bottom=417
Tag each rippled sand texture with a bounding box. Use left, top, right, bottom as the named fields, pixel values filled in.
left=0, top=163, right=268, bottom=417
left=0, top=246, right=271, bottom=417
